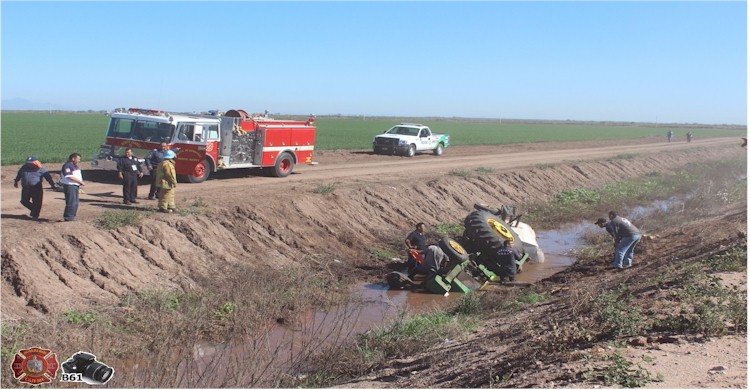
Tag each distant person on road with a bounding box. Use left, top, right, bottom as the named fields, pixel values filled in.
left=495, top=239, right=523, bottom=282
left=606, top=211, right=642, bottom=270
left=145, top=142, right=167, bottom=200
left=61, top=153, right=85, bottom=222
left=155, top=150, right=178, bottom=213
left=13, top=156, right=57, bottom=221
left=405, top=222, right=428, bottom=279
left=667, top=130, right=673, bottom=143
left=686, top=131, right=693, bottom=143
left=117, top=148, right=144, bottom=205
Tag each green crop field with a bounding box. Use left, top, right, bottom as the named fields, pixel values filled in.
left=1, top=111, right=745, bottom=165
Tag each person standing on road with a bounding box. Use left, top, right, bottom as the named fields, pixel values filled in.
left=686, top=131, right=693, bottom=143
left=155, top=150, right=178, bottom=213
left=117, top=148, right=144, bottom=205
left=606, top=211, right=642, bottom=270
left=405, top=222, right=428, bottom=278
left=13, top=156, right=57, bottom=221
left=667, top=130, right=673, bottom=143
left=495, top=239, right=523, bottom=282
left=145, top=142, right=167, bottom=200
left=61, top=153, right=85, bottom=222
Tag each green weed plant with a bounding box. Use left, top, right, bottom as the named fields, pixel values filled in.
left=95, top=209, right=144, bottom=229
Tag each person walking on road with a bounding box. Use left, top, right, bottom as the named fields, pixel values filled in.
left=145, top=142, right=167, bottom=200
left=155, top=150, right=178, bottom=213
left=61, top=153, right=85, bottom=222
left=605, top=211, right=642, bottom=270
left=13, top=156, right=57, bottom=221
left=117, top=148, right=144, bottom=205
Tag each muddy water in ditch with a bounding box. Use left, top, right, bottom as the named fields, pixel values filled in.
left=181, top=223, right=589, bottom=386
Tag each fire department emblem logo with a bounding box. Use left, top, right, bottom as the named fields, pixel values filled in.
left=11, top=347, right=59, bottom=385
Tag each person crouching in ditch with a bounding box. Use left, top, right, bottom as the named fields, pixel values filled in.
left=495, top=240, right=522, bottom=283
left=155, top=150, right=177, bottom=213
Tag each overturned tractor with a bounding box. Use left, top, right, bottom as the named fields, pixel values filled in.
left=387, top=203, right=545, bottom=294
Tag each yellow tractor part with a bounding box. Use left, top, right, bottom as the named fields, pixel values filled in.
left=487, top=218, right=514, bottom=241
left=449, top=239, right=467, bottom=255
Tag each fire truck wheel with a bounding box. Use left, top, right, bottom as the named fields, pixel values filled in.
left=187, top=158, right=212, bottom=183
left=273, top=152, right=295, bottom=178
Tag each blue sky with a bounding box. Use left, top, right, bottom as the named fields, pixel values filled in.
left=2, top=1, right=747, bottom=124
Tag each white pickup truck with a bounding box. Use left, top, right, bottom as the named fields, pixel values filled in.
left=372, top=123, right=450, bottom=157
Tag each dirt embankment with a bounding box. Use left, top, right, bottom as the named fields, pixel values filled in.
left=0, top=137, right=742, bottom=320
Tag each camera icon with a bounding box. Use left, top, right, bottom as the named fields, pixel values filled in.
left=61, top=352, right=114, bottom=385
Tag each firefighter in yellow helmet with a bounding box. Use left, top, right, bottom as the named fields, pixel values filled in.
left=155, top=150, right=178, bottom=213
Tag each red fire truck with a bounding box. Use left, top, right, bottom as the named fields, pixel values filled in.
left=91, top=108, right=316, bottom=182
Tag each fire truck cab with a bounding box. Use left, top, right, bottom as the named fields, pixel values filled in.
left=92, top=108, right=316, bottom=183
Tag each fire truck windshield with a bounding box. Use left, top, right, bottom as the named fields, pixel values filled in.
left=107, top=118, right=175, bottom=143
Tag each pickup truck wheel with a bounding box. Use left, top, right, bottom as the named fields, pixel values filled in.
left=187, top=158, right=211, bottom=183
left=406, top=144, right=416, bottom=157
left=463, top=210, right=522, bottom=256
left=273, top=152, right=295, bottom=177
left=433, top=143, right=444, bottom=156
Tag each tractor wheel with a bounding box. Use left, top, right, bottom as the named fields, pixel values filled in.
left=273, top=152, right=295, bottom=178
left=433, top=143, right=444, bottom=156
left=406, top=144, right=416, bottom=157
left=438, top=236, right=469, bottom=262
left=463, top=210, right=522, bottom=256
left=187, top=158, right=212, bottom=183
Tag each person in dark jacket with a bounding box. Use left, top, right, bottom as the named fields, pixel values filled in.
left=495, top=240, right=522, bottom=282
left=405, top=222, right=428, bottom=279
left=145, top=142, right=167, bottom=200
left=13, top=156, right=57, bottom=221
left=117, top=148, right=144, bottom=205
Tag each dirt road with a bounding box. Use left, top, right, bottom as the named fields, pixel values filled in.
left=0, top=136, right=739, bottom=318
left=1, top=136, right=745, bottom=388
left=0, top=137, right=735, bottom=221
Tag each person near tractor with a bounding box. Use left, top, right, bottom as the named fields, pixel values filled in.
left=155, top=150, right=178, bottom=213
left=411, top=244, right=449, bottom=278
left=606, top=211, right=642, bottom=270
left=61, top=153, right=85, bottom=222
left=145, top=142, right=167, bottom=200
left=13, top=156, right=57, bottom=221
left=495, top=239, right=522, bottom=282
left=117, top=148, right=144, bottom=205
left=405, top=222, right=428, bottom=278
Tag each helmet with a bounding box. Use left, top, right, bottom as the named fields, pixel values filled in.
left=164, top=150, right=176, bottom=159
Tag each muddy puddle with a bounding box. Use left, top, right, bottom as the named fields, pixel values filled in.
left=180, top=198, right=693, bottom=385
left=179, top=223, right=591, bottom=386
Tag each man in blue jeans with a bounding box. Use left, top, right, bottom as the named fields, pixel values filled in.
left=603, top=211, right=642, bottom=269
left=61, top=153, right=85, bottom=221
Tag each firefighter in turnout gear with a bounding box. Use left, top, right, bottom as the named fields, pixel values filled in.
left=155, top=150, right=178, bottom=213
